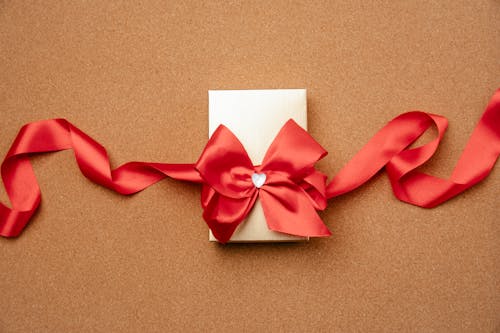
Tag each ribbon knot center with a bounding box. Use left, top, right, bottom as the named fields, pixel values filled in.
left=251, top=172, right=266, bottom=188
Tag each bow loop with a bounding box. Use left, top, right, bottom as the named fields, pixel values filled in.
left=195, top=124, right=256, bottom=199
left=260, top=119, right=328, bottom=178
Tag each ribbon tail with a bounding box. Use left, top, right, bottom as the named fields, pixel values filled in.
left=326, top=89, right=500, bottom=208
left=1, top=118, right=201, bottom=237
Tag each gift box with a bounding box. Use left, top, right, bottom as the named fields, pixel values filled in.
left=208, top=89, right=309, bottom=242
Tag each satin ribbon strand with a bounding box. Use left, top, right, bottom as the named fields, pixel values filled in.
left=0, top=118, right=201, bottom=237
left=326, top=89, right=500, bottom=208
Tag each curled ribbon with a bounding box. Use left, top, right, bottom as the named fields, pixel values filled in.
left=1, top=89, right=499, bottom=243
left=0, top=119, right=202, bottom=238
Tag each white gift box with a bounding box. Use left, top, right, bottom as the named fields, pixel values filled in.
left=208, top=89, right=309, bottom=242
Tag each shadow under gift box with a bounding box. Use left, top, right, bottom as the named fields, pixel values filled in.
left=208, top=89, right=309, bottom=242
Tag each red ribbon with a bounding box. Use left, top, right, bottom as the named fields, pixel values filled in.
left=0, top=119, right=202, bottom=237
left=326, top=90, right=500, bottom=206
left=1, top=89, right=499, bottom=242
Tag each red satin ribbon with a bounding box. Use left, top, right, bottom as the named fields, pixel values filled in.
left=0, top=119, right=202, bottom=237
left=1, top=90, right=499, bottom=242
left=326, top=90, right=500, bottom=207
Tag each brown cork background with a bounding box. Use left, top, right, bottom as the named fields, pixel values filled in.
left=0, top=1, right=499, bottom=332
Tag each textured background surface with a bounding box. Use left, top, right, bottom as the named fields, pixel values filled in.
left=0, top=1, right=499, bottom=332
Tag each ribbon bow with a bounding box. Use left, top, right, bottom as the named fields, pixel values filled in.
left=195, top=119, right=332, bottom=243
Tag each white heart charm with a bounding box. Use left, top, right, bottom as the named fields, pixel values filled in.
left=251, top=172, right=266, bottom=188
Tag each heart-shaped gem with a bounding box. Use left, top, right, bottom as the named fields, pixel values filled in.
left=251, top=172, right=266, bottom=188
